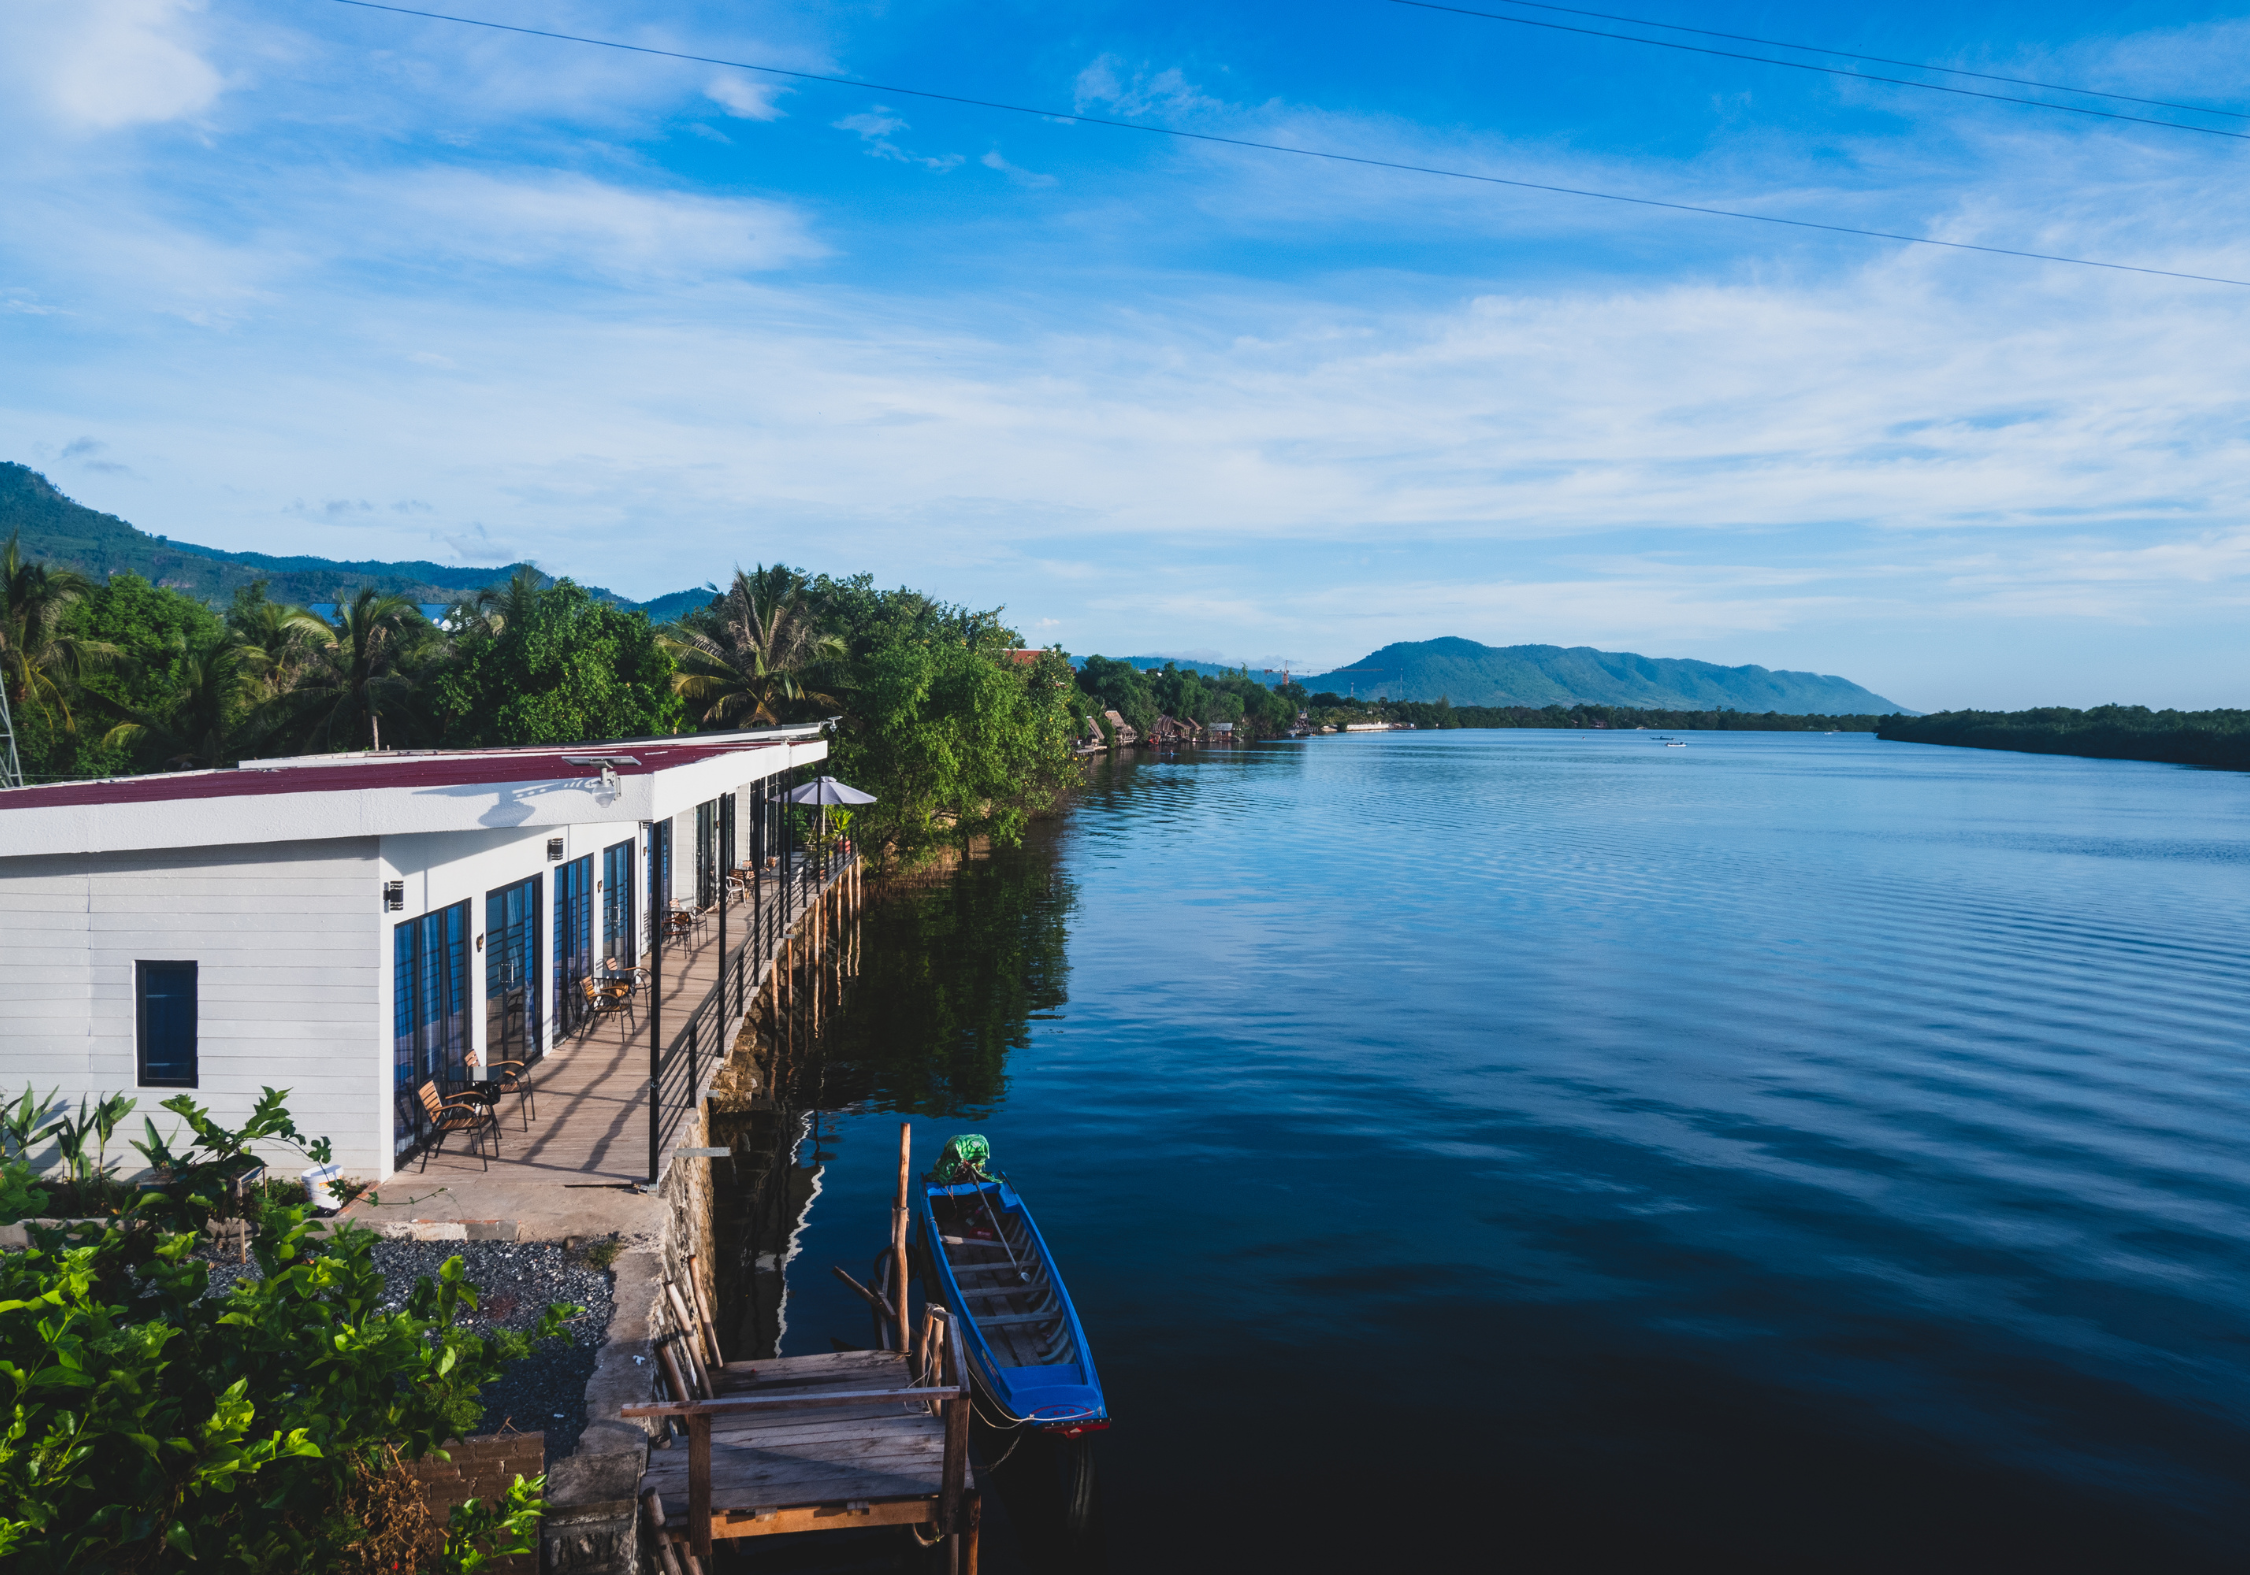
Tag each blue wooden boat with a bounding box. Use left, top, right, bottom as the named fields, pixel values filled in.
left=918, top=1141, right=1107, bottom=1439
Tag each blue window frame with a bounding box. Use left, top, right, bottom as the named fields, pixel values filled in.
left=392, top=902, right=468, bottom=1154
left=554, top=854, right=594, bottom=1035
left=136, top=961, right=198, bottom=1088
left=602, top=839, right=635, bottom=966
left=695, top=799, right=717, bottom=909
left=486, top=876, right=542, bottom=1068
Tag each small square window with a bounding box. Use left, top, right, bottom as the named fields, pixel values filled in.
left=137, top=961, right=198, bottom=1089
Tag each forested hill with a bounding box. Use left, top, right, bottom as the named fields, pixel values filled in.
left=1304, top=636, right=1907, bottom=714
left=0, top=463, right=704, bottom=617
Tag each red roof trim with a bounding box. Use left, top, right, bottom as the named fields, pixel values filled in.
left=3, top=740, right=786, bottom=811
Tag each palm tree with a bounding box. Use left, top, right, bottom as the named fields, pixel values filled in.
left=661, top=565, right=844, bottom=728
left=286, top=589, right=431, bottom=751
left=226, top=589, right=334, bottom=703
left=101, top=636, right=262, bottom=771
left=444, top=565, right=546, bottom=641
left=0, top=531, right=112, bottom=746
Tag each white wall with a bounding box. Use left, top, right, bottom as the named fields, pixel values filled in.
left=0, top=838, right=382, bottom=1179
left=0, top=747, right=821, bottom=1186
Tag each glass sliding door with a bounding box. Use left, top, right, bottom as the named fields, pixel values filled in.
left=392, top=900, right=469, bottom=1155
left=602, top=839, right=635, bottom=967
left=695, top=799, right=717, bottom=909
left=486, top=875, right=542, bottom=1068
left=554, top=854, right=594, bottom=1035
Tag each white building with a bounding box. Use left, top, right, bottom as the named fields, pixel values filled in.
left=0, top=728, right=824, bottom=1180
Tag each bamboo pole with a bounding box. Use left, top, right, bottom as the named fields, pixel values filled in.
left=893, top=1122, right=912, bottom=1356
left=684, top=1253, right=723, bottom=1371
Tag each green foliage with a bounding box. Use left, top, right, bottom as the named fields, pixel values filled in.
left=0, top=1159, right=46, bottom=1225
left=0, top=1085, right=58, bottom=1163
left=283, top=588, right=439, bottom=753
left=440, top=1473, right=547, bottom=1573
left=826, top=611, right=1080, bottom=870
left=1074, top=657, right=1301, bottom=740
left=0, top=1090, right=572, bottom=1572
left=1877, top=706, right=2250, bottom=771
left=437, top=578, right=680, bottom=746
left=664, top=565, right=843, bottom=727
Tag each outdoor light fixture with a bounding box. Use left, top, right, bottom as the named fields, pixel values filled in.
left=562, top=754, right=638, bottom=798
left=547, top=837, right=564, bottom=860
left=382, top=880, right=403, bottom=911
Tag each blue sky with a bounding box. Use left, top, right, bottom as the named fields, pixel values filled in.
left=4, top=0, right=2249, bottom=709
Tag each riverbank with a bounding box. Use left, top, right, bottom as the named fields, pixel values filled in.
left=1878, top=704, right=2250, bottom=770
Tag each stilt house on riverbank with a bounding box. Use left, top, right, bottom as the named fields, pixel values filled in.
left=0, top=727, right=826, bottom=1180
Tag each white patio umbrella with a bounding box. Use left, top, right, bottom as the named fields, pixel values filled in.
left=787, top=775, right=877, bottom=847
left=787, top=775, right=878, bottom=808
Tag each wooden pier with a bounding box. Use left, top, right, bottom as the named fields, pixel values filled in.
left=628, top=1329, right=979, bottom=1572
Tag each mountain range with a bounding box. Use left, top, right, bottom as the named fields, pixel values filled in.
left=6, top=468, right=1907, bottom=712
left=1301, top=637, right=1908, bottom=714
left=0, top=464, right=709, bottom=621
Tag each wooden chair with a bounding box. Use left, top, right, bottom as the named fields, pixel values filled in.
left=468, top=1049, right=537, bottom=1131
left=582, top=974, right=636, bottom=1038
left=417, top=1080, right=497, bottom=1171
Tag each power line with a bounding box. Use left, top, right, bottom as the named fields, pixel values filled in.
left=1394, top=0, right=2250, bottom=121
left=1391, top=0, right=2250, bottom=142
left=323, top=0, right=2250, bottom=289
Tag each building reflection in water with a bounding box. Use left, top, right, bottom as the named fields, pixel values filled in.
left=707, top=835, right=1075, bottom=1361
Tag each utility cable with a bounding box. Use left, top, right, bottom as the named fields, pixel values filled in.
left=1391, top=0, right=2250, bottom=142
left=322, top=0, right=2250, bottom=289
left=1392, top=0, right=2250, bottom=121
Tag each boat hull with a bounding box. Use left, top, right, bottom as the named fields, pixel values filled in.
left=919, top=1178, right=1108, bottom=1433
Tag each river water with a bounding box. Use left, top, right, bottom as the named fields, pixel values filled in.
left=716, top=731, right=2250, bottom=1572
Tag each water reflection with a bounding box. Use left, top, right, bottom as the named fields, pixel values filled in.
left=709, top=841, right=1074, bottom=1361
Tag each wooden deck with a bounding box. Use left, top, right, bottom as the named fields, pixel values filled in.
left=639, top=1350, right=975, bottom=1537
left=413, top=866, right=837, bottom=1185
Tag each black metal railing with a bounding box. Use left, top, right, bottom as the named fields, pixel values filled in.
left=646, top=846, right=849, bottom=1182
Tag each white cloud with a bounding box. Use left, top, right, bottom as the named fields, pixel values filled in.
left=358, top=169, right=828, bottom=281
left=834, top=108, right=964, bottom=171
left=705, top=74, right=787, bottom=121
left=981, top=150, right=1056, bottom=189
left=5, top=0, right=224, bottom=132
left=1072, top=54, right=1226, bottom=120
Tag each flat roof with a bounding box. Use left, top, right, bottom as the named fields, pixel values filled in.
left=0, top=729, right=829, bottom=858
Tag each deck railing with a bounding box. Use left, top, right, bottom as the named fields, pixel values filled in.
left=647, top=843, right=849, bottom=1181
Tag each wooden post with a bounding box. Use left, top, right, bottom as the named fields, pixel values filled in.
left=688, top=1411, right=713, bottom=1561
left=963, top=1489, right=983, bottom=1575
left=938, top=1310, right=968, bottom=1544
left=643, top=1491, right=687, bottom=1575
left=657, top=1330, right=696, bottom=1402
left=665, top=1282, right=708, bottom=1394
left=894, top=1122, right=912, bottom=1356
left=684, top=1253, right=724, bottom=1371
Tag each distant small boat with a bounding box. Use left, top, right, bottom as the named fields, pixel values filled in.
left=919, top=1138, right=1108, bottom=1439
left=1664, top=740, right=1687, bottom=747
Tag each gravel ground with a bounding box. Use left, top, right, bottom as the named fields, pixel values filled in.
left=196, top=1237, right=614, bottom=1468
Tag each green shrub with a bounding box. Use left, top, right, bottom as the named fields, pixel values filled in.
left=0, top=1089, right=571, bottom=1571
left=0, top=1157, right=46, bottom=1224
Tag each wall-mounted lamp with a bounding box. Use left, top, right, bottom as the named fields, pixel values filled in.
left=563, top=754, right=639, bottom=798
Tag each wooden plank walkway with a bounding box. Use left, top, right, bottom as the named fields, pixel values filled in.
left=413, top=865, right=835, bottom=1185
left=634, top=1346, right=980, bottom=1570
left=640, top=1351, right=973, bottom=1531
